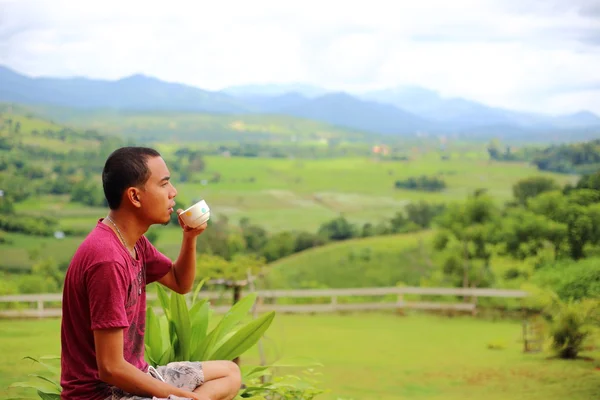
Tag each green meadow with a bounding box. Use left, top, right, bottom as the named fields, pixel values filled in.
left=1, top=151, right=576, bottom=271
left=2, top=313, right=598, bottom=400
left=265, top=231, right=438, bottom=289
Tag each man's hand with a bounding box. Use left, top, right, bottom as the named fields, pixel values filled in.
left=177, top=208, right=208, bottom=237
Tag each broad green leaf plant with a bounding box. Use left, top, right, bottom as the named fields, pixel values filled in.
left=144, top=280, right=276, bottom=366
left=10, top=280, right=325, bottom=399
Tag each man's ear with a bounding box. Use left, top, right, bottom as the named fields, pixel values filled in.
left=125, top=187, right=143, bottom=208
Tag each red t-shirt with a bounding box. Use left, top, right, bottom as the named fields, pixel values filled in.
left=60, top=220, right=172, bottom=400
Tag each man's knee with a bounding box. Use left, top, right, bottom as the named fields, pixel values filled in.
left=225, top=361, right=242, bottom=389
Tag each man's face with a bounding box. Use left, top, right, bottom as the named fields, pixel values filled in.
left=140, top=156, right=177, bottom=224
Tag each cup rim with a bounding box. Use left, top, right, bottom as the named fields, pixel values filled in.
left=181, top=199, right=209, bottom=214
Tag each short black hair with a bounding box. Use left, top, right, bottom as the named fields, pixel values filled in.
left=102, top=146, right=161, bottom=210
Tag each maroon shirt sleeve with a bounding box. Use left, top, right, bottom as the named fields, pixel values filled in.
left=85, top=261, right=130, bottom=330
left=141, top=235, right=173, bottom=284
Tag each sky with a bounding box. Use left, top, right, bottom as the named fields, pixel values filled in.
left=1, top=0, right=600, bottom=115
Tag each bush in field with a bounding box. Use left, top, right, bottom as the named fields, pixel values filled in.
left=544, top=295, right=599, bottom=359
left=524, top=285, right=599, bottom=360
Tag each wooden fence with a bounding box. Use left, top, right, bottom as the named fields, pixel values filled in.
left=0, top=286, right=529, bottom=319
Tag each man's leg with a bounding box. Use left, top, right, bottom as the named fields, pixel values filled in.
left=192, top=361, right=241, bottom=400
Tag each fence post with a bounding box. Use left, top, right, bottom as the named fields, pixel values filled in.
left=331, top=295, right=338, bottom=311
left=396, top=291, right=405, bottom=316
left=37, top=300, right=44, bottom=315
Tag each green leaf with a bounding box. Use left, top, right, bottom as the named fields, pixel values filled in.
left=37, top=391, right=61, bottom=400
left=145, top=344, right=157, bottom=367
left=21, top=357, right=59, bottom=376
left=191, top=278, right=207, bottom=306
left=170, top=293, right=192, bottom=361
left=190, top=301, right=210, bottom=358
left=146, top=307, right=164, bottom=364
left=38, top=356, right=60, bottom=361
left=203, top=293, right=258, bottom=357
left=27, top=375, right=61, bottom=392
left=209, top=311, right=275, bottom=361
left=241, top=365, right=271, bottom=380
left=158, top=315, right=171, bottom=350
left=9, top=382, right=59, bottom=394
left=158, top=346, right=174, bottom=366
left=189, top=298, right=208, bottom=323
left=156, top=284, right=171, bottom=320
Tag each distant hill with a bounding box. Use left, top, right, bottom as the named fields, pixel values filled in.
left=2, top=65, right=600, bottom=141
left=0, top=66, right=246, bottom=113
left=277, top=92, right=431, bottom=135
left=17, top=104, right=375, bottom=142
left=359, top=86, right=600, bottom=132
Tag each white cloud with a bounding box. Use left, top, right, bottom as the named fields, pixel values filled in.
left=1, top=0, right=599, bottom=114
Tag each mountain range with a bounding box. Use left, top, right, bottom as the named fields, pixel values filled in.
left=1, top=65, right=599, bottom=140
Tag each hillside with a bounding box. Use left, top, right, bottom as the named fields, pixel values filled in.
left=17, top=104, right=376, bottom=143
left=264, top=231, right=439, bottom=289
left=0, top=106, right=124, bottom=270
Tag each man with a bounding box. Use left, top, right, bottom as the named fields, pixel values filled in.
left=60, top=147, right=241, bottom=400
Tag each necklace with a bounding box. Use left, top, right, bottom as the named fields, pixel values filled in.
left=105, top=215, right=136, bottom=258
left=105, top=215, right=143, bottom=296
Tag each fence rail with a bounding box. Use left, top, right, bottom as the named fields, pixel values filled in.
left=0, top=287, right=529, bottom=319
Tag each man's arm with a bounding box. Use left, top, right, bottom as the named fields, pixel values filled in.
left=158, top=213, right=207, bottom=294
left=94, top=328, right=202, bottom=399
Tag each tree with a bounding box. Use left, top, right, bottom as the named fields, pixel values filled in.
left=239, top=219, right=268, bottom=253
left=294, top=231, right=326, bottom=252
left=434, top=193, right=500, bottom=293
left=512, top=177, right=559, bottom=206
left=0, top=194, right=14, bottom=214
left=317, top=216, right=356, bottom=241
left=528, top=190, right=600, bottom=260
left=487, top=139, right=501, bottom=160
left=405, top=201, right=445, bottom=229
left=495, top=208, right=567, bottom=261
left=261, top=231, right=296, bottom=262
left=575, top=170, right=600, bottom=191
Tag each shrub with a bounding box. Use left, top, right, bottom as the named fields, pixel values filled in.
left=545, top=296, right=599, bottom=359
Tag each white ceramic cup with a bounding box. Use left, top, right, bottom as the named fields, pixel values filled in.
left=179, top=199, right=210, bottom=228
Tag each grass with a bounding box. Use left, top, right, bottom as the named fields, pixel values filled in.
left=0, top=233, right=84, bottom=271
left=1, top=313, right=598, bottom=400
left=265, top=231, right=439, bottom=289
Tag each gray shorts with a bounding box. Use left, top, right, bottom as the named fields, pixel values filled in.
left=108, top=361, right=205, bottom=400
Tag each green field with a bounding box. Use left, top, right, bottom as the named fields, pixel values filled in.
left=265, top=231, right=438, bottom=289
left=1, top=150, right=578, bottom=271
left=1, top=313, right=598, bottom=400
left=17, top=153, right=578, bottom=230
